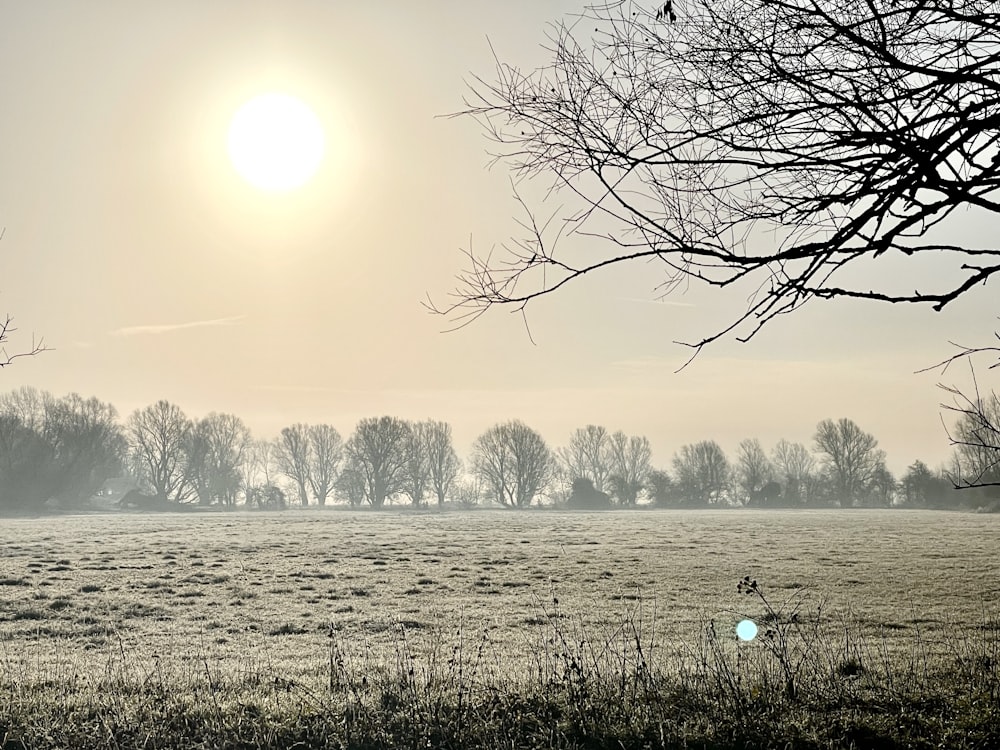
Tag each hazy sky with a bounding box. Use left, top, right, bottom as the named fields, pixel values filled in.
left=0, top=1, right=995, bottom=475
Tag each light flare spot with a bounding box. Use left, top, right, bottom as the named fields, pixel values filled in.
left=736, top=619, right=758, bottom=641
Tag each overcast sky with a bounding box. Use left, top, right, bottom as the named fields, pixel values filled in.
left=0, top=1, right=994, bottom=475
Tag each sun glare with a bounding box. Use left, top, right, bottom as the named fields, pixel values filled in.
left=227, top=93, right=325, bottom=192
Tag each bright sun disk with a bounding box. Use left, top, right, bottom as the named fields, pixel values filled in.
left=227, top=93, right=325, bottom=192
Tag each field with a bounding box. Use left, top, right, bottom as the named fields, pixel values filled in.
left=2, top=508, right=999, bottom=748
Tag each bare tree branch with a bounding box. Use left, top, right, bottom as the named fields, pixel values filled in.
left=0, top=315, right=47, bottom=368
left=432, top=0, right=1000, bottom=354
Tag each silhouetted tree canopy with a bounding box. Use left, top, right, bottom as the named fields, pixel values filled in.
left=814, top=418, right=886, bottom=507
left=672, top=440, right=730, bottom=504
left=0, top=389, right=124, bottom=510
left=900, top=459, right=955, bottom=508
left=943, top=387, right=1000, bottom=506
left=345, top=416, right=413, bottom=508
left=126, top=400, right=192, bottom=502
left=438, top=0, right=999, bottom=357
left=473, top=420, right=552, bottom=507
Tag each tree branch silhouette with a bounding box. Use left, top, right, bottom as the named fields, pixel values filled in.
left=431, top=1, right=999, bottom=357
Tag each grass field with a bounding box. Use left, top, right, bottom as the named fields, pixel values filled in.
left=2, top=508, right=999, bottom=748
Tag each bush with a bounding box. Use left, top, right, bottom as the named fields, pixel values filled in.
left=565, top=478, right=612, bottom=510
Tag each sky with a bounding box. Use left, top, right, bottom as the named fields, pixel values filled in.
left=0, top=1, right=995, bottom=476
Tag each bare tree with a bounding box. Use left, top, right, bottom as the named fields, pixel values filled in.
left=345, top=416, right=413, bottom=508
left=0, top=315, right=46, bottom=368
left=900, top=460, right=952, bottom=508
left=607, top=431, right=651, bottom=506
left=243, top=438, right=275, bottom=489
left=0, top=411, right=55, bottom=509
left=334, top=457, right=367, bottom=507
left=43, top=394, right=127, bottom=506
left=868, top=463, right=898, bottom=507
left=557, top=425, right=613, bottom=493
left=771, top=439, right=815, bottom=505
left=672, top=440, right=730, bottom=505
left=242, top=437, right=279, bottom=508
left=814, top=418, right=886, bottom=507
left=452, top=475, right=486, bottom=508
left=735, top=438, right=774, bottom=505
left=197, top=413, right=251, bottom=506
left=126, top=400, right=193, bottom=501
left=182, top=421, right=212, bottom=505
left=274, top=424, right=312, bottom=507
left=943, top=386, right=1000, bottom=492
left=423, top=420, right=461, bottom=506
left=434, top=1, right=1000, bottom=361
left=472, top=420, right=552, bottom=507
left=0, top=391, right=127, bottom=508
left=0, top=386, right=49, bottom=430
left=646, top=468, right=676, bottom=507
left=926, top=343, right=1000, bottom=498
left=401, top=420, right=432, bottom=507
left=308, top=424, right=343, bottom=506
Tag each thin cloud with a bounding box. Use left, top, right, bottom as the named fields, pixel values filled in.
left=252, top=384, right=347, bottom=393
left=111, top=315, right=245, bottom=337
left=616, top=296, right=694, bottom=308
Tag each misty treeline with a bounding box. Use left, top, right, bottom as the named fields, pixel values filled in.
left=0, top=386, right=997, bottom=514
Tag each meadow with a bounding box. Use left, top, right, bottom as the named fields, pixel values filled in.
left=1, top=508, right=998, bottom=748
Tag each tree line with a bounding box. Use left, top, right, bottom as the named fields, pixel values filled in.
left=0, top=386, right=996, bottom=513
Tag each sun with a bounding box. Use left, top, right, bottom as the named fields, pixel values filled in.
left=227, top=93, right=325, bottom=192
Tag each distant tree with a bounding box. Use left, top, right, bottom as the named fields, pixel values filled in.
left=0, top=390, right=126, bottom=509
left=472, top=420, right=552, bottom=507
left=307, top=424, right=342, bottom=506
left=672, top=441, right=730, bottom=505
left=424, top=420, right=461, bottom=506
left=452, top=475, right=485, bottom=508
left=126, top=400, right=192, bottom=501
left=43, top=393, right=127, bottom=506
left=197, top=413, right=251, bottom=506
left=246, top=483, right=286, bottom=510
left=607, top=431, right=651, bottom=506
left=0, top=386, right=48, bottom=430
left=566, top=477, right=612, bottom=509
left=558, top=425, right=613, bottom=493
left=926, top=337, right=1000, bottom=497
left=546, top=459, right=573, bottom=505
left=944, top=390, right=1000, bottom=498
left=646, top=468, right=677, bottom=507
left=241, top=438, right=276, bottom=505
left=735, top=438, right=774, bottom=506
left=814, top=419, right=886, bottom=508
left=900, top=460, right=954, bottom=508
left=274, top=424, right=312, bottom=507
left=334, top=458, right=367, bottom=507
left=181, top=423, right=212, bottom=505
left=345, top=416, right=413, bottom=508
left=401, top=421, right=433, bottom=507
left=771, top=440, right=815, bottom=505
left=866, top=463, right=897, bottom=508
left=0, top=412, right=57, bottom=510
